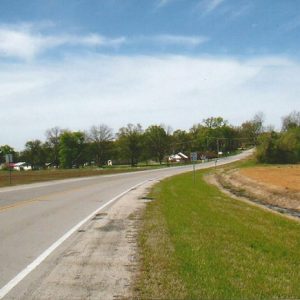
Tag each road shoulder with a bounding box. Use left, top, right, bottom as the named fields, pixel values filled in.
left=7, top=180, right=156, bottom=300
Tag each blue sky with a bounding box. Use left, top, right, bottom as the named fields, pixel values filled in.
left=1, top=0, right=300, bottom=57
left=0, top=0, right=299, bottom=149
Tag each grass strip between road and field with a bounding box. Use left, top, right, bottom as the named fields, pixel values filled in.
left=133, top=164, right=300, bottom=299
left=0, top=165, right=168, bottom=188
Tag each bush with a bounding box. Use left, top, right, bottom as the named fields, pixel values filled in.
left=256, top=128, right=300, bottom=163
left=277, top=127, right=300, bottom=163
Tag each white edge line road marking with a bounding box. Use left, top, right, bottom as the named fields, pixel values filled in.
left=0, top=179, right=151, bottom=299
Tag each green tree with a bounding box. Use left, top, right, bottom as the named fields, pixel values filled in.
left=281, top=111, right=300, bottom=131
left=144, top=125, right=170, bottom=164
left=256, top=127, right=300, bottom=164
left=190, top=117, right=240, bottom=153
left=45, top=127, right=63, bottom=167
left=21, top=140, right=46, bottom=169
left=0, top=145, right=16, bottom=163
left=59, top=131, right=86, bottom=168
left=189, top=124, right=208, bottom=151
left=277, top=127, right=300, bottom=163
left=117, top=124, right=143, bottom=166
left=203, top=116, right=228, bottom=129
left=256, top=132, right=280, bottom=163
left=240, top=112, right=264, bottom=145
left=89, top=124, right=114, bottom=166
left=171, top=129, right=192, bottom=154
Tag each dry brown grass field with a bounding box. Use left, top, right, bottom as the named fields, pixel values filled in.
left=240, top=165, right=300, bottom=192
left=214, top=163, right=300, bottom=214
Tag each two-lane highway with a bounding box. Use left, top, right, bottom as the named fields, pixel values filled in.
left=0, top=150, right=252, bottom=298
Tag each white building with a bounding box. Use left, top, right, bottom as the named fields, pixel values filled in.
left=13, top=162, right=32, bottom=171
left=168, top=152, right=188, bottom=162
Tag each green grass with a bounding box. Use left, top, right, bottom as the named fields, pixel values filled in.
left=134, top=168, right=300, bottom=299
left=221, top=156, right=259, bottom=170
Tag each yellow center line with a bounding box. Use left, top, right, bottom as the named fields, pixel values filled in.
left=0, top=197, right=45, bottom=212
left=0, top=181, right=104, bottom=213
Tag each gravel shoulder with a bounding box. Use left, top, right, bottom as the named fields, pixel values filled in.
left=7, top=180, right=157, bottom=300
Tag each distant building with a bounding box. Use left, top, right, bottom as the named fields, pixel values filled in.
left=13, top=162, right=32, bottom=171
left=168, top=152, right=188, bottom=162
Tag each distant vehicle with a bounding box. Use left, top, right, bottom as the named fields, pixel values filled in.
left=13, top=162, right=32, bottom=171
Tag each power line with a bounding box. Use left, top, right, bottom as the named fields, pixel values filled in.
left=170, top=136, right=252, bottom=146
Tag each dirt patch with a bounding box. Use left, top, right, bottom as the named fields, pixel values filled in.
left=240, top=165, right=300, bottom=192
left=210, top=165, right=300, bottom=219
left=97, top=219, right=125, bottom=232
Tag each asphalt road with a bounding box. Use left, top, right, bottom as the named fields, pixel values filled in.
left=0, top=150, right=252, bottom=299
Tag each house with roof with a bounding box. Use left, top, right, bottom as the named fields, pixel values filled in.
left=168, top=152, right=189, bottom=163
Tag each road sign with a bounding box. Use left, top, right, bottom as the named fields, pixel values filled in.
left=190, top=152, right=197, bottom=184
left=4, top=154, right=13, bottom=185
left=190, top=152, right=197, bottom=162
left=5, top=154, right=13, bottom=163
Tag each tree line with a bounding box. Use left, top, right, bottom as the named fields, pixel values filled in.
left=1, top=111, right=299, bottom=169
left=256, top=111, right=300, bottom=163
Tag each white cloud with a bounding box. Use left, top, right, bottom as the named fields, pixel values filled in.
left=0, top=24, right=126, bottom=60
left=0, top=23, right=206, bottom=60
left=151, top=34, right=208, bottom=47
left=131, top=34, right=208, bottom=48
left=78, top=34, right=126, bottom=48
left=0, top=54, right=299, bottom=149
left=0, top=27, right=40, bottom=60
left=199, top=0, right=225, bottom=13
